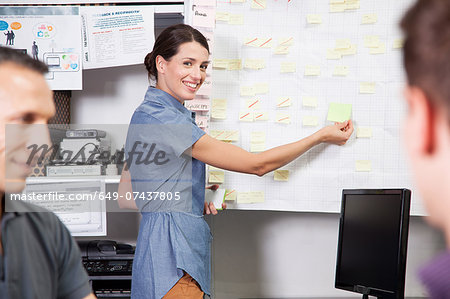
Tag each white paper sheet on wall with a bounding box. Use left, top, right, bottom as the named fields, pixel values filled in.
left=80, top=6, right=155, bottom=70
left=207, top=0, right=425, bottom=215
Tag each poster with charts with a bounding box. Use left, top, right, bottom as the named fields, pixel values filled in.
left=205, top=0, right=426, bottom=215
left=80, top=6, right=155, bottom=69
left=0, top=6, right=82, bottom=90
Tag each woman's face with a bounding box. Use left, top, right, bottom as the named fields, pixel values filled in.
left=157, top=41, right=209, bottom=103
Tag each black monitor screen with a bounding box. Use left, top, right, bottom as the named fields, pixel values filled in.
left=335, top=189, right=411, bottom=299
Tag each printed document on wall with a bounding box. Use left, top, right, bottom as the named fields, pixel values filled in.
left=0, top=6, right=82, bottom=90
left=80, top=6, right=155, bottom=69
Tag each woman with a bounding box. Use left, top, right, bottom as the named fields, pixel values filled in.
left=122, top=24, right=353, bottom=299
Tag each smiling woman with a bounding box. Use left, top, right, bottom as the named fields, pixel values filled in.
left=122, top=23, right=354, bottom=299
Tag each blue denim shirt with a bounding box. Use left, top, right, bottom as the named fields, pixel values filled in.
left=125, top=87, right=210, bottom=298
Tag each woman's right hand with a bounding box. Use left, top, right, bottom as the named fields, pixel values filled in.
left=316, top=120, right=354, bottom=145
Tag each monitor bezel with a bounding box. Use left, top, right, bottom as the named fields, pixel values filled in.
left=335, top=189, right=411, bottom=299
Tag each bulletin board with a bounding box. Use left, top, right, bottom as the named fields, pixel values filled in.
left=206, top=0, right=425, bottom=215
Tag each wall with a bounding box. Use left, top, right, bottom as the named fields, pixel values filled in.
left=71, top=65, right=446, bottom=298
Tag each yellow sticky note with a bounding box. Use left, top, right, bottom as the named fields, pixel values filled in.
left=237, top=191, right=265, bottom=203
left=246, top=98, right=261, bottom=109
left=276, top=113, right=291, bottom=124
left=274, top=169, right=290, bottom=181
left=228, top=14, right=244, bottom=25
left=250, top=191, right=265, bottom=203
left=210, top=130, right=240, bottom=141
left=333, top=65, right=349, bottom=76
left=330, top=3, right=346, bottom=12
left=370, top=43, right=386, bottom=54
left=345, top=1, right=360, bottom=10
left=254, top=83, right=269, bottom=94
left=211, top=109, right=226, bottom=119
left=215, top=11, right=230, bottom=22
left=337, top=44, right=357, bottom=55
left=223, top=189, right=237, bottom=201
left=362, top=13, right=377, bottom=24
left=244, top=37, right=273, bottom=48
left=303, top=116, right=319, bottom=127
left=258, top=37, right=273, bottom=48
left=356, top=160, right=372, bottom=172
left=393, top=38, right=404, bottom=49
left=251, top=131, right=266, bottom=142
left=336, top=39, right=351, bottom=49
left=327, top=102, right=352, bottom=122
left=227, top=59, right=242, bottom=70
left=244, top=59, right=266, bottom=70
left=254, top=111, right=269, bottom=121
left=209, top=170, right=225, bottom=183
left=239, top=111, right=254, bottom=122
left=356, top=127, right=373, bottom=138
left=304, top=65, right=321, bottom=76
left=303, top=96, right=318, bottom=108
left=251, top=0, right=266, bottom=9
left=360, top=82, right=376, bottom=94
left=327, top=49, right=342, bottom=60
left=274, top=45, right=290, bottom=55
left=276, top=97, right=292, bottom=108
left=307, top=14, right=322, bottom=24
left=211, top=99, right=227, bottom=119
left=281, top=62, right=296, bottom=73
left=364, top=35, right=380, bottom=48
left=240, top=85, right=255, bottom=96
left=213, top=59, right=229, bottom=69
left=279, top=37, right=294, bottom=46
left=222, top=130, right=240, bottom=141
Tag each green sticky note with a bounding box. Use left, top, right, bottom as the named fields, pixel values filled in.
left=327, top=102, right=352, bottom=122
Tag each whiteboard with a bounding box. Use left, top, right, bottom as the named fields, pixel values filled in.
left=207, top=0, right=425, bottom=215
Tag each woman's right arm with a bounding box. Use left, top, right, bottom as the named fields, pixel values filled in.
left=117, top=164, right=138, bottom=210
left=191, top=120, right=353, bottom=176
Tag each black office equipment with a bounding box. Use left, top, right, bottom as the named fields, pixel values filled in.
left=335, top=189, right=411, bottom=299
left=78, top=240, right=134, bottom=299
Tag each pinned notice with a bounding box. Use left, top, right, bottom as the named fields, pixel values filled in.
left=209, top=170, right=225, bottom=183
left=361, top=13, right=377, bottom=24
left=327, top=102, right=352, bottom=122
left=237, top=191, right=265, bottom=203
left=276, top=113, right=291, bottom=124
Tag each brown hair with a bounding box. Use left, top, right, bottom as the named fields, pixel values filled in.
left=401, top=0, right=450, bottom=118
left=144, top=24, right=209, bottom=82
left=0, top=46, right=48, bottom=74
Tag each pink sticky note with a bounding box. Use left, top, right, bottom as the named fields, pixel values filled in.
left=193, top=6, right=216, bottom=28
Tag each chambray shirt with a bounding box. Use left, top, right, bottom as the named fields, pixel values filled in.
left=125, top=87, right=210, bottom=299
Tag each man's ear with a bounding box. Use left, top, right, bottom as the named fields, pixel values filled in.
left=404, top=86, right=436, bottom=155
left=155, top=55, right=166, bottom=74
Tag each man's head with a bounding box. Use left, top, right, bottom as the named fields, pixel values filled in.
left=0, top=46, right=55, bottom=194
left=401, top=0, right=450, bottom=233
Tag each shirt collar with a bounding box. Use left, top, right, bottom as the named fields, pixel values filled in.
left=145, top=86, right=194, bottom=120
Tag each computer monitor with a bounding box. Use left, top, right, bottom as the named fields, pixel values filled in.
left=335, top=189, right=411, bottom=299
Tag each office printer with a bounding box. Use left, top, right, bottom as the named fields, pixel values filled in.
left=78, top=240, right=134, bottom=298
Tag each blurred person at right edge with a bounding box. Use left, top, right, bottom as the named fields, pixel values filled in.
left=400, top=0, right=450, bottom=298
